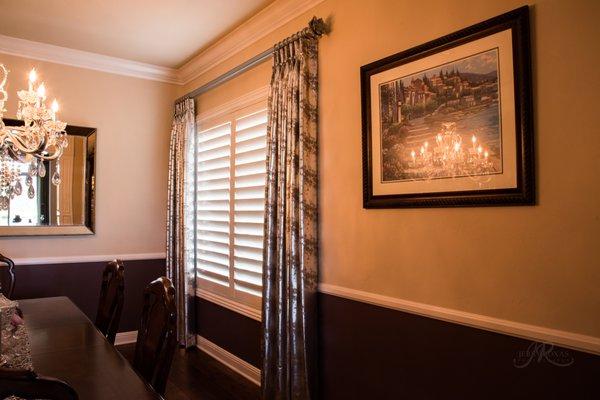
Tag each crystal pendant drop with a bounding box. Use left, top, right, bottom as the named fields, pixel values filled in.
left=28, top=184, right=35, bottom=199
left=14, top=179, right=22, bottom=195
left=28, top=160, right=38, bottom=177
left=0, top=196, right=8, bottom=210
left=26, top=175, right=33, bottom=186
left=52, top=170, right=61, bottom=186
left=38, top=161, right=46, bottom=177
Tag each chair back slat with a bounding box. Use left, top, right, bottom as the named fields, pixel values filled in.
left=133, top=276, right=177, bottom=395
left=95, top=260, right=125, bottom=344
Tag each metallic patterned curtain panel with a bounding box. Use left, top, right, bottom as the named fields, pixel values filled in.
left=261, top=33, right=319, bottom=400
left=166, top=98, right=197, bottom=348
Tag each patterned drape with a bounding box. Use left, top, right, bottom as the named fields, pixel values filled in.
left=261, top=33, right=319, bottom=400
left=166, top=98, right=197, bottom=348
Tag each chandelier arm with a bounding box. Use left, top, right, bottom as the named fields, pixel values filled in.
left=7, top=147, right=23, bottom=162
left=4, top=126, right=46, bottom=155
left=35, top=146, right=64, bottom=161
left=5, top=134, right=39, bottom=155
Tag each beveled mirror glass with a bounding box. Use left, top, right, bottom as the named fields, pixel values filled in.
left=0, top=119, right=96, bottom=236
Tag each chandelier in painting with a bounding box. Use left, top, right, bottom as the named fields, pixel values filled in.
left=408, top=122, right=494, bottom=181
left=0, top=64, right=67, bottom=209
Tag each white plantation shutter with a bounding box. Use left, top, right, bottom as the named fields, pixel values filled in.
left=233, top=111, right=268, bottom=297
left=195, top=107, right=267, bottom=302
left=196, top=122, right=232, bottom=287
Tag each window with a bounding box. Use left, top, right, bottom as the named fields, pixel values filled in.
left=194, top=102, right=268, bottom=308
left=0, top=161, right=41, bottom=226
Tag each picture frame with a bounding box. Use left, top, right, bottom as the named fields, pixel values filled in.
left=361, top=6, right=534, bottom=208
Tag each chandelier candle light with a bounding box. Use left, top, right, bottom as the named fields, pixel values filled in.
left=0, top=64, right=67, bottom=210
left=408, top=122, right=494, bottom=180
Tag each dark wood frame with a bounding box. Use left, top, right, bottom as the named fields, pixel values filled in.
left=0, top=119, right=97, bottom=233
left=94, top=259, right=125, bottom=344
left=133, top=276, right=177, bottom=395
left=360, top=6, right=534, bottom=208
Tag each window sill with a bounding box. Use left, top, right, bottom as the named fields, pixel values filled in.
left=195, top=288, right=262, bottom=321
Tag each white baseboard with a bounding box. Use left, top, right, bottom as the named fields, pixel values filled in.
left=115, top=331, right=260, bottom=385
left=115, top=330, right=138, bottom=346
left=319, top=283, right=600, bottom=355
left=196, top=335, right=261, bottom=386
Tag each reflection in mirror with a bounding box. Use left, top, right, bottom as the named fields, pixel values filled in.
left=0, top=119, right=95, bottom=235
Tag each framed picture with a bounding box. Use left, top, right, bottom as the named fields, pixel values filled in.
left=361, top=6, right=534, bottom=208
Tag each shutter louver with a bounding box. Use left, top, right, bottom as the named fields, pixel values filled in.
left=233, top=111, right=267, bottom=297
left=196, top=122, right=231, bottom=287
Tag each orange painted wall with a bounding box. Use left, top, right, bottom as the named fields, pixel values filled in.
left=180, top=0, right=600, bottom=337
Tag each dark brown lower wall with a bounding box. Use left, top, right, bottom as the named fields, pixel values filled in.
left=195, top=297, right=262, bottom=368
left=319, top=294, right=600, bottom=399
left=10, top=257, right=594, bottom=398
left=2, top=258, right=165, bottom=332
left=195, top=292, right=600, bottom=399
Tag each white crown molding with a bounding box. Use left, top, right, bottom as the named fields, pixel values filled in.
left=0, top=34, right=180, bottom=84
left=197, top=335, right=261, bottom=385
left=0, top=1, right=325, bottom=86
left=9, top=252, right=166, bottom=266
left=318, top=283, right=600, bottom=355
left=196, top=288, right=262, bottom=321
left=196, top=85, right=269, bottom=123
left=178, top=0, right=326, bottom=84
left=115, top=330, right=138, bottom=346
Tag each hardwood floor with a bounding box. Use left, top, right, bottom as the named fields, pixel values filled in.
left=117, top=344, right=260, bottom=400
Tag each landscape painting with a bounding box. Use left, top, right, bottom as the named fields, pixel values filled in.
left=361, top=7, right=534, bottom=208
left=378, top=48, right=502, bottom=182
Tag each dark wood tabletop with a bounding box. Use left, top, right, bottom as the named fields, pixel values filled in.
left=18, top=296, right=163, bottom=400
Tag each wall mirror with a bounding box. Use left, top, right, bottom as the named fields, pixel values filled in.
left=0, top=119, right=96, bottom=236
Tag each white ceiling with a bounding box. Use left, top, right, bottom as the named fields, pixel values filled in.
left=0, top=0, right=274, bottom=68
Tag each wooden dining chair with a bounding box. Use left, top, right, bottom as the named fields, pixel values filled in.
left=0, top=252, right=16, bottom=299
left=94, top=260, right=125, bottom=344
left=0, top=367, right=79, bottom=399
left=132, top=277, right=177, bottom=395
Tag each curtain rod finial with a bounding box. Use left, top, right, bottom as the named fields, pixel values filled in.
left=309, top=16, right=328, bottom=36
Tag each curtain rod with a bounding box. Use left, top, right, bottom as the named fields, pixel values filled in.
left=175, top=17, right=327, bottom=105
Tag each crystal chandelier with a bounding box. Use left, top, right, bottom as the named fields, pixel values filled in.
left=409, top=122, right=494, bottom=181
left=0, top=64, right=67, bottom=210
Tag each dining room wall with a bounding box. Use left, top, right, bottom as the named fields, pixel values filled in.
left=181, top=0, right=600, bottom=394
left=181, top=0, right=600, bottom=344
left=0, top=52, right=175, bottom=260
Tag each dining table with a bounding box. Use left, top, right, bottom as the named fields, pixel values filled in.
left=15, top=296, right=163, bottom=399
